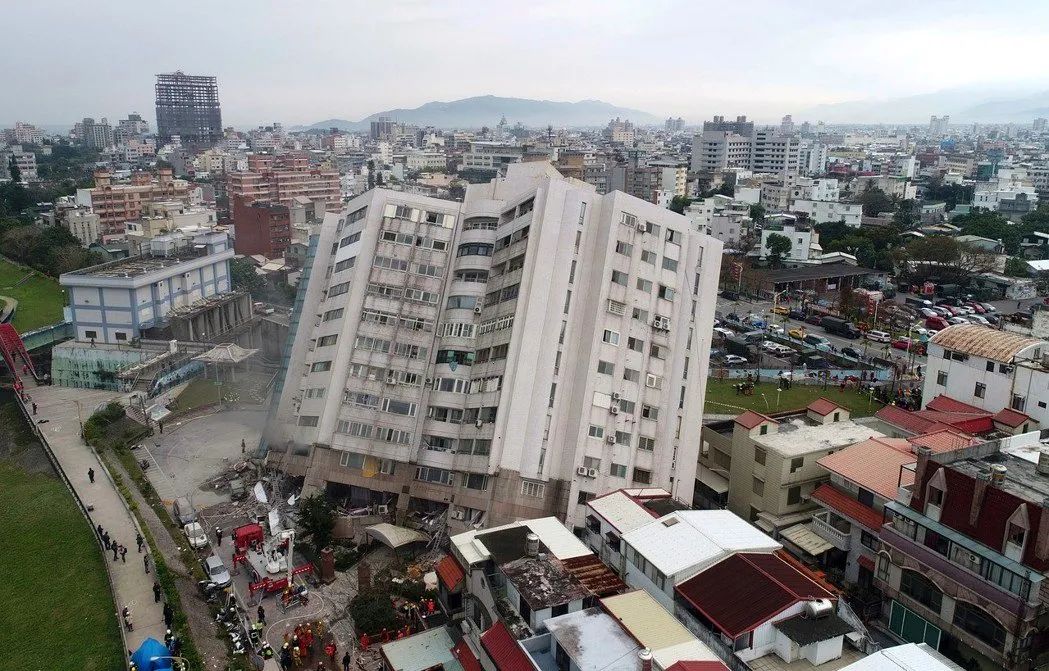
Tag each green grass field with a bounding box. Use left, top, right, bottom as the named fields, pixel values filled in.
left=704, top=379, right=884, bottom=417
left=0, top=257, right=66, bottom=332
left=0, top=462, right=124, bottom=671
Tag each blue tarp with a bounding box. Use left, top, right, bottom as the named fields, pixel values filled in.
left=131, top=637, right=172, bottom=670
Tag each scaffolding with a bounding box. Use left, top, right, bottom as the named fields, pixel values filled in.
left=155, top=71, right=222, bottom=146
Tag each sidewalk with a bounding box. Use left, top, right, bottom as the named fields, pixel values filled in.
left=23, top=383, right=166, bottom=652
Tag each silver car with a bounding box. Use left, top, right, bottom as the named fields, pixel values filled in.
left=204, top=555, right=231, bottom=587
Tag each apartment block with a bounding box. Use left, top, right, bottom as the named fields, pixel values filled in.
left=155, top=71, right=222, bottom=147
left=124, top=201, right=218, bottom=254
left=226, top=154, right=341, bottom=213
left=3, top=121, right=44, bottom=145
left=80, top=169, right=194, bottom=236
left=264, top=162, right=722, bottom=530
left=0, top=146, right=37, bottom=181
left=232, top=200, right=292, bottom=258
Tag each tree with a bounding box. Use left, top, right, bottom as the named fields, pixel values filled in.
left=1004, top=257, right=1031, bottom=277
left=855, top=185, right=894, bottom=217
left=765, top=233, right=792, bottom=267
left=350, top=589, right=400, bottom=635
left=229, top=257, right=266, bottom=294
left=366, top=160, right=375, bottom=190
left=296, top=493, right=335, bottom=554
left=669, top=195, right=692, bottom=214
left=749, top=204, right=765, bottom=223
left=814, top=220, right=851, bottom=248
left=893, top=199, right=918, bottom=229
left=8, top=155, right=21, bottom=183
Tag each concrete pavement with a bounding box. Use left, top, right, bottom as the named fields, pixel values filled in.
left=22, top=383, right=166, bottom=654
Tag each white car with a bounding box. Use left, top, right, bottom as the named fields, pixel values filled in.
left=919, top=308, right=939, bottom=318
left=766, top=324, right=785, bottom=336
left=866, top=330, right=891, bottom=343
left=713, top=327, right=734, bottom=338
left=947, top=316, right=970, bottom=325
left=761, top=340, right=780, bottom=352
left=969, top=315, right=990, bottom=325
left=723, top=355, right=748, bottom=365
left=184, top=522, right=209, bottom=549
left=956, top=306, right=975, bottom=315
left=204, top=555, right=232, bottom=587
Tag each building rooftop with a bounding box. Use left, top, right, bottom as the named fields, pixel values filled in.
left=620, top=510, right=779, bottom=578
left=838, top=643, right=963, bottom=671
left=481, top=621, right=536, bottom=671
left=542, top=608, right=641, bottom=671
left=754, top=417, right=883, bottom=457
left=500, top=555, right=591, bottom=610
left=817, top=437, right=915, bottom=500
left=453, top=517, right=591, bottom=566
left=953, top=450, right=1049, bottom=502
left=772, top=612, right=853, bottom=646
left=810, top=484, right=886, bottom=532
left=929, top=324, right=1043, bottom=362
left=599, top=591, right=720, bottom=668
left=380, top=626, right=462, bottom=671
left=63, top=249, right=212, bottom=279
left=587, top=488, right=676, bottom=534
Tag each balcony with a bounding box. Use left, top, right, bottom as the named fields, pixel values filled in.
left=811, top=510, right=852, bottom=550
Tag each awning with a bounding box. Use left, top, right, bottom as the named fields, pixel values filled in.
left=366, top=523, right=429, bottom=549
left=780, top=523, right=833, bottom=556
left=696, top=466, right=729, bottom=494
left=858, top=555, right=875, bottom=572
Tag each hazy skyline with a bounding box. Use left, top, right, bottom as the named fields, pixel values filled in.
left=6, top=0, right=1049, bottom=128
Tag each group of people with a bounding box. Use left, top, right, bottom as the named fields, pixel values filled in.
left=276, top=621, right=346, bottom=670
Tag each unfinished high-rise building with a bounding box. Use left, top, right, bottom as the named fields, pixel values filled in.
left=155, top=71, right=222, bottom=147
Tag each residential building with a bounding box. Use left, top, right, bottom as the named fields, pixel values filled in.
left=72, top=117, right=114, bottom=150
left=875, top=434, right=1049, bottom=669
left=922, top=324, right=1047, bottom=428
left=791, top=178, right=841, bottom=204
left=703, top=115, right=754, bottom=136
left=838, top=643, right=962, bottom=671
left=665, top=117, right=685, bottom=133
left=155, top=71, right=222, bottom=147
left=79, top=169, right=194, bottom=236
left=758, top=223, right=820, bottom=263
left=793, top=199, right=863, bottom=226
left=59, top=231, right=234, bottom=344
left=606, top=118, right=636, bottom=144
left=462, top=141, right=528, bottom=173
left=264, top=162, right=722, bottom=529
left=751, top=129, right=800, bottom=175
left=0, top=145, right=37, bottom=181
left=115, top=113, right=149, bottom=143
left=232, top=201, right=291, bottom=258
left=700, top=401, right=885, bottom=537
left=226, top=154, right=341, bottom=214
left=3, top=121, right=44, bottom=145
left=405, top=150, right=447, bottom=172
left=691, top=130, right=753, bottom=173
left=124, top=201, right=218, bottom=254
left=973, top=167, right=1039, bottom=216
left=60, top=206, right=102, bottom=246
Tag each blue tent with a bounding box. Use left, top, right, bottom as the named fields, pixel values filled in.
left=131, top=637, right=173, bottom=670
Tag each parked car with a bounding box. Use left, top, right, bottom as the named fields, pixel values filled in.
left=969, top=315, right=991, bottom=326
left=761, top=340, right=781, bottom=352
left=966, top=302, right=986, bottom=314
left=945, top=306, right=963, bottom=316
left=184, top=522, right=209, bottom=549
left=926, top=316, right=949, bottom=330
left=789, top=327, right=807, bottom=339
left=919, top=307, right=939, bottom=318
left=980, top=302, right=997, bottom=312
left=713, top=327, right=734, bottom=338
left=841, top=346, right=861, bottom=359
left=720, top=290, right=740, bottom=301
left=771, top=305, right=790, bottom=315
left=788, top=308, right=805, bottom=320
left=204, top=555, right=232, bottom=587
left=172, top=496, right=197, bottom=526
left=947, top=316, right=970, bottom=325
left=931, top=306, right=952, bottom=317
left=723, top=355, right=748, bottom=365
left=803, top=333, right=832, bottom=350
left=892, top=337, right=925, bottom=355
left=866, top=330, right=891, bottom=343
left=805, top=314, right=824, bottom=326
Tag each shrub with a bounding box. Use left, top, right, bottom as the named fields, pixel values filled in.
left=350, top=589, right=400, bottom=635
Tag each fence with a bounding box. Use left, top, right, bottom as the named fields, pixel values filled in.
left=711, top=367, right=895, bottom=381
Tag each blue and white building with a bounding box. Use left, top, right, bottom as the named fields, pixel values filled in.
left=60, top=231, right=234, bottom=344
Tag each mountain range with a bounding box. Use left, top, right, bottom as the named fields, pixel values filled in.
left=799, top=85, right=1049, bottom=124
left=297, top=95, right=661, bottom=131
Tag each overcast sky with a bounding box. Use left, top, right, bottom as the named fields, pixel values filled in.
left=6, top=0, right=1049, bottom=128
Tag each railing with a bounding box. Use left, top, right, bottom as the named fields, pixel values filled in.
left=811, top=512, right=852, bottom=550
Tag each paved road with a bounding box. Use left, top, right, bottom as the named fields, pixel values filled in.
left=24, top=383, right=166, bottom=654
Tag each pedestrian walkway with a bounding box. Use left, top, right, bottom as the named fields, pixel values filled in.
left=21, top=382, right=166, bottom=653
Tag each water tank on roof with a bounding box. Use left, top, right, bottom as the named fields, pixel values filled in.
left=805, top=599, right=834, bottom=619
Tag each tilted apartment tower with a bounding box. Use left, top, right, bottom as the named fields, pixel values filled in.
left=265, top=162, right=722, bottom=529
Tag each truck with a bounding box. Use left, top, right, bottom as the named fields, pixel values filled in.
left=820, top=316, right=860, bottom=339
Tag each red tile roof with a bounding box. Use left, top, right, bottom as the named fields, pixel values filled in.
left=993, top=407, right=1032, bottom=428
left=876, top=400, right=994, bottom=436
left=925, top=395, right=986, bottom=413
left=807, top=397, right=845, bottom=417
left=665, top=663, right=730, bottom=671
left=452, top=640, right=482, bottom=671
left=735, top=410, right=778, bottom=429
left=875, top=405, right=938, bottom=434
left=912, top=409, right=993, bottom=434
left=810, top=483, right=885, bottom=531
left=436, top=555, right=465, bottom=591
left=907, top=429, right=981, bottom=454
left=816, top=439, right=915, bottom=500
left=675, top=553, right=833, bottom=638
left=480, top=621, right=535, bottom=671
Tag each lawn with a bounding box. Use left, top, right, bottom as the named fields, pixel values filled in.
left=704, top=379, right=884, bottom=417
left=0, top=256, right=66, bottom=332
left=0, top=462, right=124, bottom=671
left=172, top=377, right=222, bottom=412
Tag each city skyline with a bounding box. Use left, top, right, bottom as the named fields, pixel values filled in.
left=6, top=0, right=1049, bottom=127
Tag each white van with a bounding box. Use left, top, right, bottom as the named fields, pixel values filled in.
left=866, top=330, right=891, bottom=343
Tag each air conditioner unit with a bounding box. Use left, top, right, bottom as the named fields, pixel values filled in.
left=387, top=379, right=398, bottom=385
left=636, top=222, right=647, bottom=233
left=376, top=505, right=390, bottom=515
left=609, top=406, right=619, bottom=415
left=576, top=466, right=590, bottom=476
left=475, top=419, right=484, bottom=428
left=367, top=373, right=377, bottom=381
left=968, top=552, right=978, bottom=564
left=606, top=434, right=616, bottom=444
left=450, top=509, right=465, bottom=521
left=474, top=306, right=483, bottom=314
left=426, top=378, right=434, bottom=385
left=586, top=468, right=598, bottom=478
left=611, top=392, right=621, bottom=401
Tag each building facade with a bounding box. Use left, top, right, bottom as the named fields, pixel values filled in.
left=226, top=154, right=341, bottom=213
left=232, top=200, right=292, bottom=258
left=81, top=169, right=194, bottom=237
left=265, top=162, right=722, bottom=530
left=155, top=71, right=222, bottom=147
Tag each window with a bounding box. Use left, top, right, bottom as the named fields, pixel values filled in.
left=588, top=425, right=604, bottom=438
left=310, top=361, right=332, bottom=372
left=936, top=371, right=947, bottom=386
left=624, top=368, right=640, bottom=382
left=328, top=281, right=351, bottom=296
left=381, top=398, right=417, bottom=417
left=901, top=570, right=942, bottom=612
left=759, top=424, right=768, bottom=435
left=457, top=242, right=493, bottom=257
left=953, top=602, right=1006, bottom=650
left=861, top=530, right=878, bottom=550
left=602, top=329, right=620, bottom=345
left=754, top=447, right=766, bottom=465
left=645, top=374, right=663, bottom=389
left=317, top=335, right=338, bottom=347
left=339, top=232, right=361, bottom=247
left=1008, top=523, right=1026, bottom=548
left=636, top=278, right=652, bottom=292
left=610, top=463, right=627, bottom=478
left=638, top=436, right=655, bottom=451
left=303, top=387, right=325, bottom=399
left=618, top=399, right=636, bottom=414
left=615, top=241, right=633, bottom=256
left=372, top=256, right=409, bottom=271
left=615, top=431, right=632, bottom=445
left=752, top=477, right=765, bottom=496
left=597, top=360, right=614, bottom=375
left=790, top=457, right=804, bottom=473
left=297, top=415, right=319, bottom=427
left=661, top=257, right=678, bottom=272
left=85, top=330, right=98, bottom=340
left=463, top=474, right=489, bottom=491
left=1012, top=394, right=1027, bottom=411
left=927, top=486, right=944, bottom=507
left=640, top=250, right=656, bottom=265
left=649, top=343, right=666, bottom=359
left=986, top=361, right=995, bottom=372
left=322, top=308, right=344, bottom=321
left=641, top=405, right=659, bottom=420
left=435, top=349, right=474, bottom=367
left=415, top=467, right=455, bottom=486
left=658, top=285, right=676, bottom=301
left=521, top=481, right=546, bottom=498
left=787, top=486, right=801, bottom=505
left=632, top=307, right=649, bottom=322
left=115, top=332, right=128, bottom=342
left=876, top=555, right=890, bottom=581
left=446, top=295, right=478, bottom=309
left=975, top=382, right=986, bottom=398
left=611, top=270, right=629, bottom=286
left=632, top=468, right=652, bottom=485
left=627, top=337, right=643, bottom=352
left=666, top=229, right=681, bottom=245
left=334, top=257, right=356, bottom=272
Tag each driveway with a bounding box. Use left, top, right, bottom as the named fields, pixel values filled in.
left=140, top=408, right=267, bottom=507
